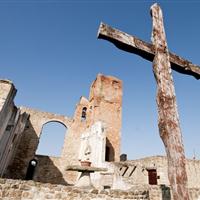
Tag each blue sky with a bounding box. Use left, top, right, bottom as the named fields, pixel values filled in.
left=0, top=0, right=200, bottom=159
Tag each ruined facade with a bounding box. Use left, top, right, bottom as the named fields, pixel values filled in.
left=0, top=74, right=122, bottom=185
left=0, top=74, right=200, bottom=200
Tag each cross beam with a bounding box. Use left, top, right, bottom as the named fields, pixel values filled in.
left=98, top=22, right=200, bottom=80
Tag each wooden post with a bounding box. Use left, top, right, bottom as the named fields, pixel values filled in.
left=151, top=3, right=189, bottom=200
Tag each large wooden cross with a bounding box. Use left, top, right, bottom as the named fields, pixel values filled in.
left=97, top=3, right=200, bottom=200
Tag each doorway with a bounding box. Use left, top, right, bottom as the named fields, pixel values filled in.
left=147, top=169, right=157, bottom=185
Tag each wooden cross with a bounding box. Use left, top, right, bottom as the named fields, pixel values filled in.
left=97, top=21, right=200, bottom=80
left=97, top=3, right=199, bottom=200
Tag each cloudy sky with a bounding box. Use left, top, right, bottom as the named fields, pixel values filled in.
left=1, top=0, right=200, bottom=159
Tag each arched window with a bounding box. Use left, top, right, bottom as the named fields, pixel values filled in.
left=36, top=122, right=67, bottom=157
left=25, top=159, right=38, bottom=180
left=81, top=107, right=87, bottom=121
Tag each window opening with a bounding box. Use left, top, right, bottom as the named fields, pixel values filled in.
left=105, top=138, right=115, bottom=162
left=105, top=146, right=110, bottom=161
left=81, top=107, right=87, bottom=121
left=25, top=159, right=37, bottom=180
left=6, top=125, right=13, bottom=131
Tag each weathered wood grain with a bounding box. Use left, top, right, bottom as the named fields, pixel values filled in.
left=151, top=3, right=189, bottom=200
left=98, top=22, right=200, bottom=80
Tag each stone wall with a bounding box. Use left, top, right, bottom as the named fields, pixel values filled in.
left=0, top=109, right=29, bottom=177
left=115, top=156, right=200, bottom=188
left=0, top=178, right=148, bottom=200
left=0, top=178, right=200, bottom=200
left=0, top=80, right=29, bottom=177
left=4, top=74, right=122, bottom=186
left=63, top=74, right=122, bottom=165
left=33, top=155, right=68, bottom=185
left=1, top=76, right=200, bottom=199
left=186, top=159, right=200, bottom=188
left=5, top=107, right=72, bottom=181
left=89, top=74, right=122, bottom=162
left=0, top=80, right=16, bottom=140
left=62, top=74, right=122, bottom=182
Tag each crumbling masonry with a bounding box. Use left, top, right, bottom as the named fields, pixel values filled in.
left=0, top=74, right=122, bottom=185
left=0, top=75, right=200, bottom=200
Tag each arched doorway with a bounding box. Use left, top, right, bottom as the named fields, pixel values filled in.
left=36, top=121, right=67, bottom=157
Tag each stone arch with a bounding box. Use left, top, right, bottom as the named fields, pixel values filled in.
left=40, top=114, right=71, bottom=133
left=42, top=119, right=68, bottom=129
left=5, top=107, right=73, bottom=181
left=36, top=119, right=69, bottom=157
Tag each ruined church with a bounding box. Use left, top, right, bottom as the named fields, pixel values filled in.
left=0, top=74, right=200, bottom=200
left=1, top=2, right=200, bottom=198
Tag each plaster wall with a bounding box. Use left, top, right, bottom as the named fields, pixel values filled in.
left=115, top=156, right=200, bottom=188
